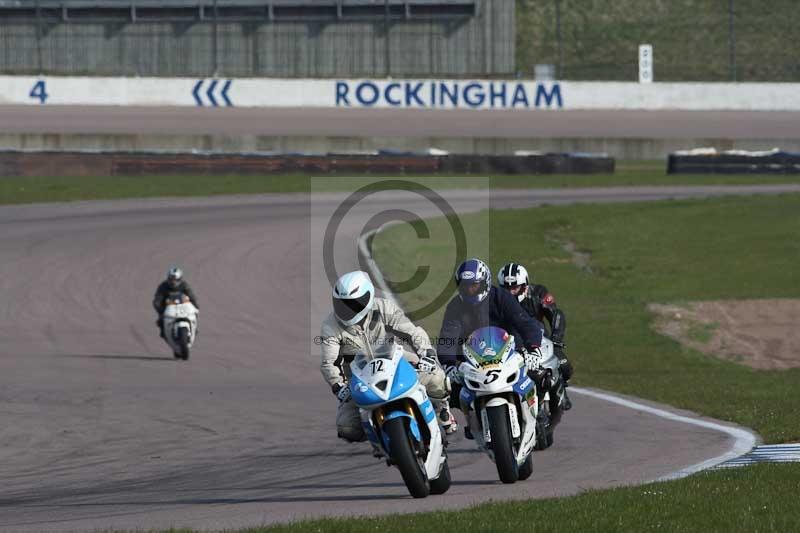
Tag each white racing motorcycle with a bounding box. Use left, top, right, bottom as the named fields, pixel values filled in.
left=527, top=335, right=569, bottom=451
left=350, top=343, right=451, bottom=498
left=161, top=293, right=198, bottom=360
left=458, top=326, right=539, bottom=483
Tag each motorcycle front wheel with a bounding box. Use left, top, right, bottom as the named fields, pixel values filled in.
left=384, top=417, right=430, bottom=498
left=177, top=328, right=190, bottom=361
left=487, top=405, right=519, bottom=483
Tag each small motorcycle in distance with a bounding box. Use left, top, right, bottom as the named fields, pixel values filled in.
left=161, top=293, right=198, bottom=360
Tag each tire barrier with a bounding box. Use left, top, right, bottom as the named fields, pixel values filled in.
left=667, top=147, right=800, bottom=174
left=0, top=150, right=614, bottom=177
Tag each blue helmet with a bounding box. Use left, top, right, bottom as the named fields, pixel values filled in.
left=454, top=258, right=491, bottom=305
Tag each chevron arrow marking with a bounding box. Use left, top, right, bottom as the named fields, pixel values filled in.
left=192, top=80, right=204, bottom=106
left=206, top=79, right=219, bottom=107
left=221, top=80, right=233, bottom=107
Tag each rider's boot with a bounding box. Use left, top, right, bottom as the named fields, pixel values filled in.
left=337, top=427, right=367, bottom=443
left=562, top=387, right=573, bottom=411
left=370, top=442, right=384, bottom=458
left=464, top=425, right=474, bottom=440
left=438, top=404, right=458, bottom=435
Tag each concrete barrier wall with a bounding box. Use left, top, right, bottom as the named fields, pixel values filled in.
left=4, top=76, right=800, bottom=110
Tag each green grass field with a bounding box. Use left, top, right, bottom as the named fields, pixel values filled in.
left=2, top=161, right=800, bottom=204
left=373, top=194, right=800, bottom=443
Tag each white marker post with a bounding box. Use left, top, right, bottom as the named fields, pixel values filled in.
left=639, top=44, right=653, bottom=83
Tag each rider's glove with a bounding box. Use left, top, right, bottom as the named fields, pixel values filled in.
left=332, top=383, right=351, bottom=403
left=444, top=365, right=462, bottom=385
left=522, top=346, right=542, bottom=372
left=417, top=349, right=439, bottom=374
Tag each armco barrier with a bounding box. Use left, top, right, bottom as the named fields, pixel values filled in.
left=0, top=150, right=614, bottom=177
left=667, top=149, right=800, bottom=174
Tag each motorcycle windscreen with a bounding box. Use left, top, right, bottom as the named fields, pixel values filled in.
left=464, top=326, right=515, bottom=367
left=166, top=291, right=188, bottom=305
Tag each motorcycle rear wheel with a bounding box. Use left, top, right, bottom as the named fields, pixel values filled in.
left=535, top=400, right=554, bottom=451
left=429, top=457, right=451, bottom=495
left=518, top=453, right=534, bottom=480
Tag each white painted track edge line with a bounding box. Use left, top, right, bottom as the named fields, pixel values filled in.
left=357, top=224, right=759, bottom=484
left=569, top=387, right=759, bottom=481
left=358, top=227, right=400, bottom=307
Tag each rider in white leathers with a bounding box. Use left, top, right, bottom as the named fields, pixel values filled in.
left=319, top=271, right=457, bottom=442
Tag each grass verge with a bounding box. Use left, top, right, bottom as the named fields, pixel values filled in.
left=2, top=161, right=800, bottom=204
left=256, top=463, right=800, bottom=532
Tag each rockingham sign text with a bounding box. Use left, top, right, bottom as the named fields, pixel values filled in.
left=335, top=80, right=564, bottom=109
left=4, top=76, right=800, bottom=110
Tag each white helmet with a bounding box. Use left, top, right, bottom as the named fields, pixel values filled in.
left=167, top=266, right=183, bottom=288
left=332, top=271, right=375, bottom=326
left=497, top=263, right=529, bottom=302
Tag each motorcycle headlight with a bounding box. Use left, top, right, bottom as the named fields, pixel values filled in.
left=506, top=371, right=518, bottom=384
left=468, top=380, right=481, bottom=389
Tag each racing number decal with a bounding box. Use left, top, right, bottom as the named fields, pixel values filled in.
left=29, top=80, right=49, bottom=104
left=369, top=359, right=385, bottom=373
left=483, top=369, right=501, bottom=385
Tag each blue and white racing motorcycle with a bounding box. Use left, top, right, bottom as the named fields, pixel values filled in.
left=350, top=343, right=450, bottom=498
left=458, top=326, right=539, bottom=484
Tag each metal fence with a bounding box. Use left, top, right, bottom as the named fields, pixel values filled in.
left=517, top=0, right=800, bottom=82
left=0, top=0, right=515, bottom=78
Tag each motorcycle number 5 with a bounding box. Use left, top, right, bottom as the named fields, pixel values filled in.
left=483, top=369, right=501, bottom=385
left=369, top=359, right=385, bottom=374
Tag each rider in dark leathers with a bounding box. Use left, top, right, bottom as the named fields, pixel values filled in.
left=497, top=262, right=572, bottom=382
left=436, top=259, right=545, bottom=439
left=152, top=266, right=199, bottom=338
left=437, top=285, right=544, bottom=368
left=498, top=262, right=573, bottom=423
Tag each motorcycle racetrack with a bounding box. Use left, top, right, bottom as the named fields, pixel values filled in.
left=6, top=89, right=800, bottom=532
left=4, top=185, right=795, bottom=531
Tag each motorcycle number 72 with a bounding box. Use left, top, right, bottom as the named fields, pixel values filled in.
left=369, top=359, right=385, bottom=373
left=483, top=369, right=500, bottom=385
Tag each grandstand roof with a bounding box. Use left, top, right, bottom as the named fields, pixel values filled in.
left=0, top=0, right=475, bottom=21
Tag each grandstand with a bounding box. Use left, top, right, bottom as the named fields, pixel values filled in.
left=0, top=0, right=511, bottom=77
left=0, top=1, right=476, bottom=22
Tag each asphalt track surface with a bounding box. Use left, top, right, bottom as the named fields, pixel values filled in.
left=2, top=105, right=800, bottom=138
left=2, top=185, right=796, bottom=532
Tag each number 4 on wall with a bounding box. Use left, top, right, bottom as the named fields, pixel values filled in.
left=30, top=80, right=49, bottom=104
